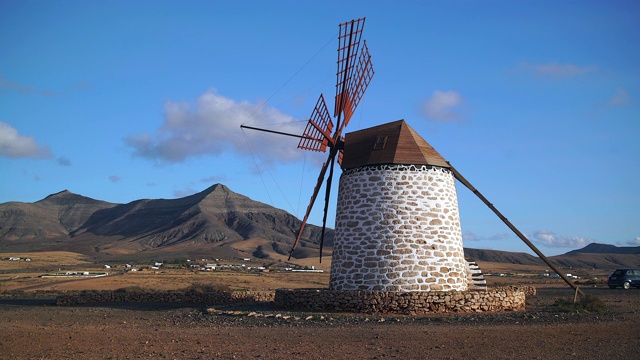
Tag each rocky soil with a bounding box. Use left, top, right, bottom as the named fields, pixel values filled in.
left=1, top=287, right=639, bottom=359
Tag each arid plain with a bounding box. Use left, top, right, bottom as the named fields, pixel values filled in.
left=1, top=251, right=639, bottom=359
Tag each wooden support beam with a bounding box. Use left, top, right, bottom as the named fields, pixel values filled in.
left=448, top=162, right=585, bottom=296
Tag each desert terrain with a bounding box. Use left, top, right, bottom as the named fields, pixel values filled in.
left=1, top=252, right=639, bottom=359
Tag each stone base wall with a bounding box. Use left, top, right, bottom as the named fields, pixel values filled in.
left=331, top=165, right=467, bottom=291
left=55, top=287, right=536, bottom=315
left=275, top=287, right=532, bottom=314
left=56, top=290, right=275, bottom=305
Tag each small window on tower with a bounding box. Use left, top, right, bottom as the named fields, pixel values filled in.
left=373, top=135, right=388, bottom=150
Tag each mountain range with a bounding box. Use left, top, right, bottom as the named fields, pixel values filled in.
left=1, top=184, right=638, bottom=269
left=0, top=184, right=332, bottom=261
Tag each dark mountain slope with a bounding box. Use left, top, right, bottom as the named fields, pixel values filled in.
left=551, top=253, right=640, bottom=269
left=0, top=202, right=67, bottom=240
left=565, top=243, right=640, bottom=255
left=465, top=245, right=640, bottom=270
left=464, top=248, right=542, bottom=265
left=0, top=190, right=115, bottom=241
left=0, top=184, right=332, bottom=257
left=38, top=190, right=117, bottom=232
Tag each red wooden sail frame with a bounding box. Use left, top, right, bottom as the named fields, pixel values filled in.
left=289, top=18, right=374, bottom=262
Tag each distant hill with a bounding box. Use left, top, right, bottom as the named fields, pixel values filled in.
left=549, top=243, right=640, bottom=269
left=0, top=190, right=115, bottom=241
left=0, top=184, right=333, bottom=260
left=564, top=243, right=640, bottom=255
left=550, top=253, right=640, bottom=270
left=464, top=244, right=640, bottom=270
left=463, top=248, right=541, bottom=265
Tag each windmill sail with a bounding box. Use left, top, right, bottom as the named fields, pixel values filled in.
left=287, top=18, right=374, bottom=261
left=298, top=94, right=333, bottom=152
left=340, top=41, right=374, bottom=129
left=334, top=18, right=366, bottom=125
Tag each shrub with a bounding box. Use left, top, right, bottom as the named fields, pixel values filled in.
left=253, top=245, right=269, bottom=259
left=185, top=283, right=231, bottom=293
left=80, top=289, right=102, bottom=295
left=114, top=286, right=149, bottom=293
left=554, top=294, right=606, bottom=313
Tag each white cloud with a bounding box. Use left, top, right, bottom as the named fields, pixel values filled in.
left=125, top=89, right=309, bottom=164
left=518, top=61, right=597, bottom=78
left=0, top=76, right=55, bottom=97
left=626, top=236, right=640, bottom=246
left=462, top=231, right=479, bottom=241
left=421, top=90, right=464, bottom=121
left=463, top=231, right=510, bottom=241
left=174, top=187, right=197, bottom=198
left=608, top=88, right=631, bottom=106
left=532, top=230, right=592, bottom=248
left=0, top=121, right=53, bottom=159
left=57, top=156, right=71, bottom=166
left=489, top=232, right=511, bottom=241
left=201, top=175, right=227, bottom=183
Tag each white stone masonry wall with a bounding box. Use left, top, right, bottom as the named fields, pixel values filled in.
left=330, top=165, right=468, bottom=291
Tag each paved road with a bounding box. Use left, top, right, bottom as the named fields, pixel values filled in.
left=10, top=271, right=124, bottom=291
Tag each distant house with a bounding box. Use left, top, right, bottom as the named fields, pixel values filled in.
left=205, top=264, right=216, bottom=270
left=104, top=265, right=111, bottom=269
left=154, top=262, right=163, bottom=267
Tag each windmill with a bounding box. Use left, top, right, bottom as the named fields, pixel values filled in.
left=241, top=17, right=374, bottom=262
left=243, top=18, right=583, bottom=295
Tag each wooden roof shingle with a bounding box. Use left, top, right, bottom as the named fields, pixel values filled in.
left=341, top=120, right=450, bottom=169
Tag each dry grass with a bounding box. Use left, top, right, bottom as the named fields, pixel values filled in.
left=0, top=253, right=331, bottom=292
left=0, top=251, right=90, bottom=270
left=0, top=252, right=98, bottom=291
left=1, top=251, right=609, bottom=293
left=228, top=238, right=332, bottom=272
left=1, top=270, right=330, bottom=292
left=477, top=260, right=610, bottom=288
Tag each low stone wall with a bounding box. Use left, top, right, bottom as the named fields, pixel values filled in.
left=275, top=287, right=533, bottom=315
left=0, top=291, right=62, bottom=299
left=56, top=290, right=275, bottom=305
left=55, top=286, right=536, bottom=315
left=521, top=286, right=537, bottom=297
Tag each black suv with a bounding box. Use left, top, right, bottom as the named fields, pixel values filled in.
left=608, top=269, right=640, bottom=289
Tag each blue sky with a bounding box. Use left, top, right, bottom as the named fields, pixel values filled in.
left=1, top=0, right=638, bottom=256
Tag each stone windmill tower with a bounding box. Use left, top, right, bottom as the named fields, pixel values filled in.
left=329, top=120, right=468, bottom=292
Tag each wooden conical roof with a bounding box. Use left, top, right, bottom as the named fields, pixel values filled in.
left=341, top=120, right=450, bottom=170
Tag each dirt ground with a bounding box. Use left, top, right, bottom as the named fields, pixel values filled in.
left=1, top=287, right=639, bottom=360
